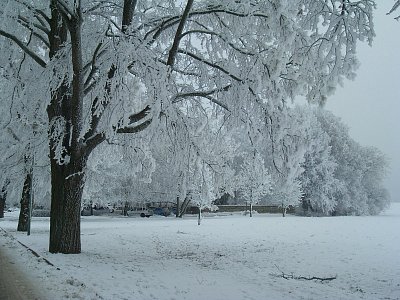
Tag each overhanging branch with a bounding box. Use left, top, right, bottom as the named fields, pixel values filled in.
left=116, top=119, right=152, bottom=134
left=0, top=29, right=47, bottom=68
left=167, top=0, right=194, bottom=67
left=177, top=49, right=243, bottom=82
left=145, top=6, right=269, bottom=43
left=172, top=86, right=231, bottom=111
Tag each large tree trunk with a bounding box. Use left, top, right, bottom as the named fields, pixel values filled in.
left=17, top=173, right=32, bottom=231
left=47, top=3, right=86, bottom=254
left=48, top=155, right=88, bottom=254
left=45, top=0, right=143, bottom=254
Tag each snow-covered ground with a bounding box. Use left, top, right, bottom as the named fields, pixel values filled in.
left=1, top=204, right=400, bottom=300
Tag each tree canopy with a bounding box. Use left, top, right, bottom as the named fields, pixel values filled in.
left=0, top=0, right=383, bottom=253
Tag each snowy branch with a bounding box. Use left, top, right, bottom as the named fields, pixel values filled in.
left=177, top=50, right=243, bottom=83
left=167, top=0, right=194, bottom=67
left=116, top=119, right=152, bottom=134
left=144, top=5, right=269, bottom=42
left=172, top=87, right=231, bottom=111
left=16, top=16, right=50, bottom=48
left=14, top=0, right=50, bottom=25
left=387, top=0, right=400, bottom=20
left=0, top=29, right=47, bottom=68
left=128, top=105, right=151, bottom=124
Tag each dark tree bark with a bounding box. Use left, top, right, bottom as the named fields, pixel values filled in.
left=178, top=196, right=191, bottom=218
left=0, top=180, right=9, bottom=218
left=48, top=155, right=88, bottom=253
left=0, top=195, right=5, bottom=219
left=197, top=206, right=201, bottom=225
left=17, top=172, right=32, bottom=231
left=0, top=198, right=4, bottom=218
left=0, top=179, right=10, bottom=218
left=123, top=201, right=129, bottom=216
left=176, top=197, right=180, bottom=218
left=47, top=1, right=86, bottom=253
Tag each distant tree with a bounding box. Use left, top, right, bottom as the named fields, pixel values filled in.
left=360, top=146, right=390, bottom=215
left=252, top=104, right=307, bottom=217
left=315, top=110, right=389, bottom=215
left=298, top=107, right=339, bottom=215
left=235, top=151, right=272, bottom=217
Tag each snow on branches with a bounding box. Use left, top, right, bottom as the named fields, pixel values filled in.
left=0, top=0, right=388, bottom=252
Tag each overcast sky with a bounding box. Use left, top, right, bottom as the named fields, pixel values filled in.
left=325, top=2, right=400, bottom=202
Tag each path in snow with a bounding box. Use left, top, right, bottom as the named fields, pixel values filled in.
left=0, top=238, right=45, bottom=300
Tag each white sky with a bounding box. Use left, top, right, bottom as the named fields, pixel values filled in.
left=325, top=2, right=400, bottom=202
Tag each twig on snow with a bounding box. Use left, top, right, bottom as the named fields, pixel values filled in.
left=273, top=264, right=337, bottom=282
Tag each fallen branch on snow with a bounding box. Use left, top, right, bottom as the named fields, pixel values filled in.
left=17, top=241, right=60, bottom=270
left=273, top=264, right=337, bottom=282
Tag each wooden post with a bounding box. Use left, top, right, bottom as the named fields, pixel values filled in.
left=176, top=197, right=180, bottom=218
left=197, top=206, right=201, bottom=225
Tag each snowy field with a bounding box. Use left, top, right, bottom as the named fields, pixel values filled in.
left=1, top=204, right=400, bottom=300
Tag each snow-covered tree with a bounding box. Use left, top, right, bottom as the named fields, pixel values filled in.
left=315, top=110, right=389, bottom=216
left=359, top=146, right=390, bottom=215
left=235, top=151, right=272, bottom=217
left=297, top=107, right=339, bottom=215
left=0, top=0, right=376, bottom=253
left=258, top=104, right=306, bottom=216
